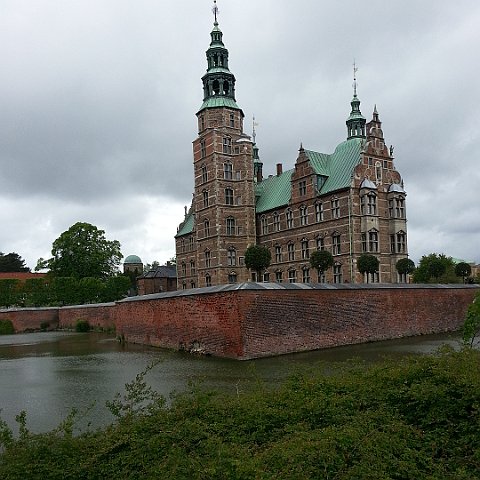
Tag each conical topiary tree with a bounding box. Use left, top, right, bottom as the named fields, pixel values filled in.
left=357, top=254, right=380, bottom=283
left=244, top=245, right=271, bottom=281
left=310, top=250, right=334, bottom=282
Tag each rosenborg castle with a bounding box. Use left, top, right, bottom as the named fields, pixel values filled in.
left=175, top=12, right=408, bottom=289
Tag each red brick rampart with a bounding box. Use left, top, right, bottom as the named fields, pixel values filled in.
left=0, top=284, right=478, bottom=359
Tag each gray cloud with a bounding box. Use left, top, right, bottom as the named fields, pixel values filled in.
left=1, top=0, right=479, bottom=269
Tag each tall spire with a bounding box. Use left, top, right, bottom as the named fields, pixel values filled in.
left=252, top=115, right=263, bottom=182
left=197, top=1, right=241, bottom=113
left=346, top=61, right=366, bottom=140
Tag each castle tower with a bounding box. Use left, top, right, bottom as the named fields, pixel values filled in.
left=176, top=2, right=257, bottom=288
left=346, top=63, right=366, bottom=140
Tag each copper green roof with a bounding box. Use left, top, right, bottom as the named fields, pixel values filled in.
left=175, top=211, right=194, bottom=237
left=255, top=138, right=363, bottom=213
left=198, top=96, right=241, bottom=112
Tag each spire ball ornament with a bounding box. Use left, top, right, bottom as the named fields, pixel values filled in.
left=212, top=1, right=219, bottom=23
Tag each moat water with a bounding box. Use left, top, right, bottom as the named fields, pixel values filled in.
left=0, top=331, right=462, bottom=434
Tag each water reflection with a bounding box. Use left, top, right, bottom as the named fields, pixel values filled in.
left=0, top=331, right=462, bottom=433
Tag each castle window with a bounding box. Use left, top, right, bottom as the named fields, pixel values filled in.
left=205, top=250, right=211, bottom=268
left=362, top=233, right=367, bottom=252
left=288, top=243, right=295, bottom=261
left=397, top=231, right=406, bottom=253
left=229, top=113, right=235, bottom=128
left=396, top=197, right=405, bottom=218
left=191, top=281, right=196, bottom=289
left=316, top=237, right=325, bottom=251
left=189, top=236, right=194, bottom=250
left=273, top=212, right=281, bottom=231
left=299, top=180, right=307, bottom=196
left=333, top=263, right=343, bottom=283
left=390, top=234, right=396, bottom=253
left=226, top=217, right=236, bottom=235
left=365, top=271, right=380, bottom=284
left=181, top=262, right=186, bottom=277
left=203, top=190, right=209, bottom=208
left=227, top=247, right=236, bottom=266
left=235, top=171, right=242, bottom=180
left=302, top=267, right=310, bottom=283
left=263, top=272, right=270, bottom=282
left=238, top=256, right=245, bottom=266
left=261, top=215, right=268, bottom=235
left=367, top=193, right=377, bottom=215
left=318, top=270, right=326, bottom=283
left=228, top=272, right=237, bottom=284
left=200, top=139, right=206, bottom=158
left=200, top=115, right=205, bottom=132
left=201, top=165, right=208, bottom=183
left=180, top=239, right=185, bottom=253
left=315, top=202, right=324, bottom=222
left=301, top=238, right=309, bottom=259
left=205, top=273, right=211, bottom=287
left=300, top=205, right=308, bottom=226
left=182, top=281, right=187, bottom=290
left=275, top=270, right=283, bottom=283
left=332, top=233, right=341, bottom=255
left=375, top=161, right=382, bottom=183
left=275, top=245, right=282, bottom=263
left=204, top=219, right=210, bottom=237
left=223, top=137, right=232, bottom=154
left=190, top=260, right=195, bottom=275
left=331, top=198, right=340, bottom=219
left=286, top=208, right=294, bottom=228
left=288, top=269, right=297, bottom=283
left=369, top=230, right=379, bottom=252
left=224, top=162, right=233, bottom=180
left=225, top=188, right=234, bottom=205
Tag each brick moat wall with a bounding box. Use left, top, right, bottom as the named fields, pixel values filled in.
left=0, top=285, right=478, bottom=359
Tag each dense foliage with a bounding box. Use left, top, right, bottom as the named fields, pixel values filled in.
left=455, top=262, right=472, bottom=283
left=1, top=348, right=479, bottom=479
left=0, top=319, right=14, bottom=335
left=0, top=275, right=131, bottom=308
left=309, top=249, right=334, bottom=279
left=36, top=222, right=122, bottom=279
left=357, top=254, right=379, bottom=279
left=396, top=257, right=415, bottom=276
left=0, top=252, right=30, bottom=272
left=463, top=291, right=480, bottom=346
left=244, top=245, right=271, bottom=279
left=412, top=253, right=458, bottom=283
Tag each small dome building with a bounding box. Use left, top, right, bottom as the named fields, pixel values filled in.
left=123, top=255, right=143, bottom=275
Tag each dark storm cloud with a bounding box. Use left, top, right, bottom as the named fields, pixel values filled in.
left=0, top=0, right=479, bottom=268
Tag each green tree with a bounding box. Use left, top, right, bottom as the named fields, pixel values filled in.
left=412, top=253, right=457, bottom=283
left=36, top=222, right=123, bottom=279
left=455, top=262, right=472, bottom=284
left=244, top=245, right=271, bottom=281
left=102, top=275, right=131, bottom=302
left=143, top=261, right=160, bottom=274
left=0, top=279, right=21, bottom=307
left=309, top=250, right=334, bottom=281
left=462, top=292, right=480, bottom=346
left=0, top=252, right=30, bottom=272
left=78, top=277, right=105, bottom=304
left=396, top=258, right=415, bottom=278
left=357, top=254, right=380, bottom=282
left=23, top=278, right=49, bottom=307
left=51, top=277, right=80, bottom=306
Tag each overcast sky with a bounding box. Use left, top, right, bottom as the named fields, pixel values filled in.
left=1, top=0, right=479, bottom=270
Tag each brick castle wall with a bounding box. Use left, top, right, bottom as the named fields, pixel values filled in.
left=0, top=285, right=478, bottom=359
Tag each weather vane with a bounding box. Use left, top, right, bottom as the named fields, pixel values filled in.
left=212, top=1, right=219, bottom=23
left=353, top=59, right=358, bottom=96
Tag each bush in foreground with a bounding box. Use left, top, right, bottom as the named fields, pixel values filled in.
left=0, top=319, right=14, bottom=335
left=1, top=348, right=480, bottom=479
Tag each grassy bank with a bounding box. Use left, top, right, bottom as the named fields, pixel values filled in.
left=1, top=348, right=479, bottom=479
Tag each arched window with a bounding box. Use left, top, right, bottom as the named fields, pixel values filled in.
left=315, top=202, right=324, bottom=222
left=300, top=205, right=308, bottom=226
left=226, top=217, right=236, bottom=235
left=181, top=262, right=186, bottom=277
left=205, top=273, right=212, bottom=287
left=227, top=247, right=236, bottom=266
left=288, top=269, right=297, bottom=283
left=261, top=215, right=268, bottom=235
left=331, top=198, right=340, bottom=218
left=286, top=208, right=294, bottom=228
left=369, top=229, right=379, bottom=252
left=223, top=137, right=232, bottom=154
left=332, top=232, right=341, bottom=255
left=225, top=188, right=234, bottom=205
left=202, top=190, right=209, bottom=208
left=223, top=162, right=233, bottom=180
left=375, top=161, right=382, bottom=183
left=287, top=242, right=295, bottom=261
left=190, top=260, right=195, bottom=275
left=228, top=272, right=237, bottom=284
left=333, top=263, right=343, bottom=283
left=273, top=212, right=281, bottom=231
left=302, top=267, right=310, bottom=283
left=301, top=238, right=309, bottom=259
left=204, top=250, right=211, bottom=268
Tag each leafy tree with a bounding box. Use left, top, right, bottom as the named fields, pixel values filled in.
left=396, top=258, right=415, bottom=276
left=462, top=292, right=480, bottom=346
left=77, top=277, right=105, bottom=304
left=357, top=254, right=380, bottom=282
left=0, top=279, right=21, bottom=307
left=51, top=277, right=80, bottom=306
left=412, top=253, right=457, bottom=283
left=244, top=245, right=271, bottom=281
left=102, top=275, right=131, bottom=302
left=143, top=261, right=160, bottom=273
left=23, top=278, right=49, bottom=307
left=0, top=252, right=30, bottom=272
left=455, top=262, right=472, bottom=284
left=36, top=222, right=123, bottom=279
left=309, top=250, right=334, bottom=281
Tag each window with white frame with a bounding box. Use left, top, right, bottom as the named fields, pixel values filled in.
left=261, top=215, right=268, bottom=235
left=333, top=263, right=343, bottom=283
left=223, top=137, right=232, bottom=154
left=227, top=247, right=236, bottom=266
left=273, top=212, right=281, bottom=231
left=275, top=245, right=282, bottom=263
left=190, top=260, right=195, bottom=275
left=286, top=208, right=294, bottom=228
left=331, top=198, right=340, bottom=218
left=288, top=269, right=297, bottom=283
left=228, top=272, right=237, bottom=284
left=226, top=217, right=236, bottom=235
left=332, top=233, right=341, bottom=255
left=300, top=205, right=308, bottom=226
left=369, top=229, right=379, bottom=252
left=316, top=237, right=325, bottom=250
left=223, top=162, right=233, bottom=180
left=301, top=238, right=309, bottom=259
left=275, top=270, right=283, bottom=283
left=315, top=202, right=324, bottom=222
left=287, top=243, right=295, bottom=261
left=181, top=262, right=186, bottom=277
left=361, top=233, right=367, bottom=252
left=205, top=250, right=211, bottom=268
left=263, top=272, right=270, bottom=282
left=367, top=193, right=377, bottom=215
left=225, top=188, right=234, bottom=205
left=229, top=113, right=235, bottom=128
left=396, top=197, right=405, bottom=218
left=396, top=231, right=406, bottom=253
left=299, top=180, right=307, bottom=196
left=302, top=267, right=310, bottom=283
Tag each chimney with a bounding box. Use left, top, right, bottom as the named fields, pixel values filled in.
left=276, top=163, right=283, bottom=176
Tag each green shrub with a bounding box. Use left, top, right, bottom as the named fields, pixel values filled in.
left=75, top=319, right=90, bottom=332
left=0, top=319, right=14, bottom=335
left=39, top=321, right=50, bottom=331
